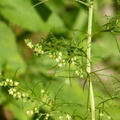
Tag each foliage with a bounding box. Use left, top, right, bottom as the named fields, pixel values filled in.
left=0, top=0, right=120, bottom=120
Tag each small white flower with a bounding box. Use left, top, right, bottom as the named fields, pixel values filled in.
left=29, top=110, right=34, bottom=114
left=45, top=117, right=48, bottom=120
left=21, top=93, right=26, bottom=97
left=56, top=58, right=59, bottom=62
left=3, top=82, right=7, bottom=86
left=66, top=114, right=71, bottom=120
left=71, top=58, right=74, bottom=61
left=6, top=79, right=13, bottom=86
left=72, top=61, right=75, bottom=65
left=45, top=114, right=49, bottom=119
left=26, top=110, right=34, bottom=115
left=8, top=88, right=14, bottom=95
left=41, top=50, right=44, bottom=54
left=17, top=92, right=21, bottom=98
left=58, top=56, right=62, bottom=60
left=6, top=78, right=9, bottom=82
left=59, top=52, right=62, bottom=56
left=41, top=89, right=45, bottom=94
left=59, top=116, right=63, bottom=119
left=14, top=82, right=19, bottom=86
left=0, top=83, right=3, bottom=86
left=75, top=70, right=79, bottom=75
left=12, top=88, right=17, bottom=92
left=13, top=93, right=17, bottom=98
left=34, top=107, right=39, bottom=113
left=80, top=74, right=83, bottom=78
left=26, top=110, right=30, bottom=114
left=107, top=116, right=111, bottom=119
left=27, top=42, right=34, bottom=48
left=46, top=114, right=49, bottom=117
left=9, top=79, right=13, bottom=83
left=100, top=113, right=104, bottom=117
left=58, top=63, right=62, bottom=67
left=62, top=59, right=65, bottom=63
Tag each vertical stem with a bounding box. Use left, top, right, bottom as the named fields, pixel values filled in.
left=87, top=1, right=95, bottom=120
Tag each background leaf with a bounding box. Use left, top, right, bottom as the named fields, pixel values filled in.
left=0, top=0, right=65, bottom=32
left=0, top=22, right=26, bottom=76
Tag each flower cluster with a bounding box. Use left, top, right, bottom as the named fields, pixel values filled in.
left=8, top=88, right=30, bottom=102
left=0, top=75, right=78, bottom=120
left=75, top=70, right=83, bottom=78
left=0, top=77, right=42, bottom=117
left=34, top=43, right=44, bottom=55
left=25, top=37, right=86, bottom=70
left=26, top=107, right=39, bottom=115
left=0, top=78, right=19, bottom=87
left=58, top=114, right=71, bottom=120
left=0, top=79, right=33, bottom=102
left=25, top=38, right=87, bottom=79
left=25, top=39, right=34, bottom=49
left=66, top=114, right=71, bottom=120
left=49, top=51, right=67, bottom=67
left=25, top=39, right=44, bottom=56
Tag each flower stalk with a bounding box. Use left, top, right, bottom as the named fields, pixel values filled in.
left=86, top=1, right=95, bottom=120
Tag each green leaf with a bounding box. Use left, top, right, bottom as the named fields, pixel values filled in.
left=47, top=12, right=65, bottom=28
left=0, top=22, right=26, bottom=76
left=0, top=0, right=66, bottom=31
left=0, top=0, right=51, bottom=31
left=92, top=32, right=120, bottom=63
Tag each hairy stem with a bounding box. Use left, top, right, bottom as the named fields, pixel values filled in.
left=87, top=1, right=95, bottom=120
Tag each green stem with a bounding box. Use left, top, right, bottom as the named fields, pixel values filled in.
left=75, top=0, right=89, bottom=6
left=87, top=1, right=95, bottom=120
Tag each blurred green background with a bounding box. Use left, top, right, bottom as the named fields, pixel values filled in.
left=0, top=0, right=120, bottom=120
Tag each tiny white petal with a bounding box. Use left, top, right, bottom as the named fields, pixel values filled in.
left=58, top=63, right=62, bottom=67
left=14, top=82, right=19, bottom=86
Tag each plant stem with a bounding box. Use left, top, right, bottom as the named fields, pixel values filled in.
left=87, top=1, right=95, bottom=120
left=75, top=0, right=89, bottom=6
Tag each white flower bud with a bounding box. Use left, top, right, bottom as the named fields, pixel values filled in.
left=26, top=110, right=30, bottom=114
left=8, top=88, right=14, bottom=95
left=66, top=114, right=71, bottom=120
left=41, top=89, right=45, bottom=94
left=13, top=93, right=17, bottom=98
left=0, top=81, right=4, bottom=86
left=27, top=42, right=34, bottom=48
left=14, top=82, right=19, bottom=86
left=34, top=107, right=39, bottom=113
left=56, top=58, right=59, bottom=62
left=100, top=113, right=104, bottom=117
left=75, top=70, right=79, bottom=75
left=59, top=116, right=63, bottom=119
left=58, top=63, right=62, bottom=67
left=59, top=52, right=62, bottom=56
